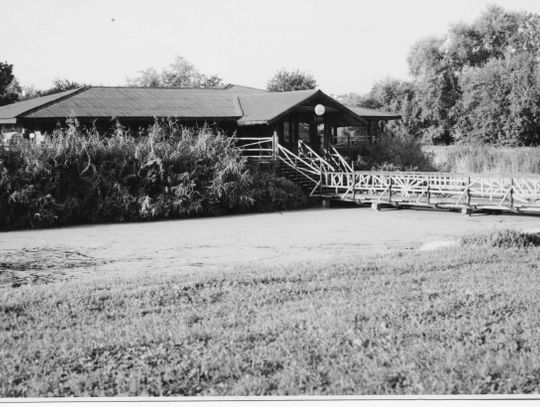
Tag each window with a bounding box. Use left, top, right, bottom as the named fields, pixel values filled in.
left=283, top=121, right=290, bottom=144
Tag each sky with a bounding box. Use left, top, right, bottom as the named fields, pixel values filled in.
left=3, top=0, right=540, bottom=96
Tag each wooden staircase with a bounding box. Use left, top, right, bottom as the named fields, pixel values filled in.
left=232, top=135, right=352, bottom=196
left=274, top=161, right=318, bottom=193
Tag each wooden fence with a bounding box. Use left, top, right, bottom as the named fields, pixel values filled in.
left=230, top=137, right=275, bottom=159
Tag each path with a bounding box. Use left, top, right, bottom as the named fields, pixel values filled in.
left=1, top=208, right=540, bottom=286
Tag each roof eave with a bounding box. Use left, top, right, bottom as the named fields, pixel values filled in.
left=237, top=89, right=372, bottom=127
left=21, top=115, right=243, bottom=122
left=265, top=90, right=322, bottom=126
left=362, top=115, right=402, bottom=121
left=272, top=90, right=371, bottom=127
left=237, top=120, right=269, bottom=126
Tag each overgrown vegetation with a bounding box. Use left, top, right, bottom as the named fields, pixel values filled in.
left=0, top=60, right=20, bottom=106
left=351, top=131, right=435, bottom=171
left=1, top=232, right=540, bottom=396
left=426, top=145, right=540, bottom=174
left=343, top=5, right=540, bottom=146
left=21, top=79, right=88, bottom=100
left=461, top=229, right=540, bottom=248
left=126, top=55, right=223, bottom=88
left=248, top=167, right=309, bottom=212
left=267, top=69, right=317, bottom=92
left=0, top=120, right=307, bottom=230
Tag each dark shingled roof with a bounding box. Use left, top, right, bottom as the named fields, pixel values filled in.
left=0, top=88, right=83, bottom=123
left=0, top=84, right=400, bottom=126
left=237, top=89, right=319, bottom=125
left=24, top=87, right=243, bottom=120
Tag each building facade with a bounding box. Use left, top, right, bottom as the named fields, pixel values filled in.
left=0, top=84, right=400, bottom=154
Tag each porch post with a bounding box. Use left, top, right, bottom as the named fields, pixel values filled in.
left=324, top=118, right=331, bottom=150
left=272, top=130, right=278, bottom=160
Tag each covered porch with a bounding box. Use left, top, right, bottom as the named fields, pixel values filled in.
left=236, top=89, right=398, bottom=156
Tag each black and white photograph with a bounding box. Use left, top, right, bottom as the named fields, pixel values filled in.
left=1, top=0, right=540, bottom=405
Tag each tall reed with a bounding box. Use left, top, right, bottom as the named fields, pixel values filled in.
left=0, top=120, right=306, bottom=230
left=425, top=145, right=540, bottom=174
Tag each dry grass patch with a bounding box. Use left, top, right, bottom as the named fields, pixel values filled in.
left=425, top=145, right=540, bottom=175
left=0, top=246, right=104, bottom=288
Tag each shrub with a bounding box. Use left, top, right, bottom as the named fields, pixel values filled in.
left=248, top=166, right=308, bottom=212
left=0, top=120, right=305, bottom=231
left=353, top=130, right=435, bottom=171
left=461, top=229, right=540, bottom=248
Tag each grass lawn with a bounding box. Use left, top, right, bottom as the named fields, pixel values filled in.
left=1, top=232, right=540, bottom=396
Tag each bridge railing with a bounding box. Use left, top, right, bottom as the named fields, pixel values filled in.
left=231, top=137, right=540, bottom=211
left=320, top=170, right=540, bottom=210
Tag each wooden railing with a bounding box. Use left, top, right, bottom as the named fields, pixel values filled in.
left=323, top=144, right=353, bottom=173
left=318, top=171, right=540, bottom=212
left=298, top=140, right=336, bottom=173
left=276, top=143, right=320, bottom=184
left=230, top=137, right=275, bottom=159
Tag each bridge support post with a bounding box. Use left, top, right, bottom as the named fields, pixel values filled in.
left=466, top=176, right=471, bottom=206
left=371, top=202, right=381, bottom=211
left=510, top=178, right=514, bottom=209
left=352, top=162, right=356, bottom=202
left=461, top=206, right=473, bottom=216
left=319, top=163, right=323, bottom=195
left=322, top=198, right=331, bottom=208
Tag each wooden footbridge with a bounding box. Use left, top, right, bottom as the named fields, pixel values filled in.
left=233, top=136, right=540, bottom=215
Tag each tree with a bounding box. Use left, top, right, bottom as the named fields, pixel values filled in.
left=456, top=53, right=540, bottom=146
left=38, top=79, right=87, bottom=97
left=407, top=38, right=461, bottom=144
left=46, top=79, right=86, bottom=93
left=127, top=56, right=223, bottom=88
left=267, top=69, right=317, bottom=92
left=445, top=5, right=540, bottom=68
left=445, top=6, right=540, bottom=145
left=358, top=5, right=540, bottom=146
left=0, top=61, right=20, bottom=106
left=20, top=78, right=87, bottom=100
left=369, top=79, right=422, bottom=137
left=340, top=79, right=422, bottom=140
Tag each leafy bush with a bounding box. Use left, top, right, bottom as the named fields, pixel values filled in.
left=248, top=167, right=308, bottom=212
left=266, top=69, right=317, bottom=92
left=0, top=120, right=305, bottom=231
left=353, top=130, right=435, bottom=171
left=461, top=229, right=540, bottom=248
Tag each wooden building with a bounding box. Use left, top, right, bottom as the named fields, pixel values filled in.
left=0, top=84, right=400, bottom=153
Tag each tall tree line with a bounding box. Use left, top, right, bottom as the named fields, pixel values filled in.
left=344, top=6, right=540, bottom=146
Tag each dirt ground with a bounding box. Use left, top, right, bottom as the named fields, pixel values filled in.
left=1, top=207, right=540, bottom=287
